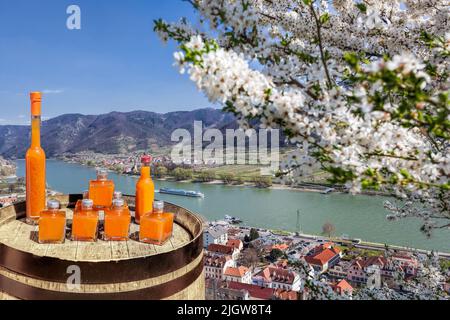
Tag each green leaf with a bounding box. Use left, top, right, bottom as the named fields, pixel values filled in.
left=320, top=13, right=330, bottom=25
left=355, top=3, right=367, bottom=13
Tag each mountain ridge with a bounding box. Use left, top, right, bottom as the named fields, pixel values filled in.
left=0, top=108, right=243, bottom=158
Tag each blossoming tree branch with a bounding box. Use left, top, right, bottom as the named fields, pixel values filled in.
left=154, top=0, right=449, bottom=236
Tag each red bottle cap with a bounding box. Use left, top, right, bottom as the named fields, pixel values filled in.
left=141, top=155, right=152, bottom=164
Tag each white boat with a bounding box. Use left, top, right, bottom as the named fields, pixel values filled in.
left=224, top=215, right=243, bottom=224
left=321, top=188, right=335, bottom=194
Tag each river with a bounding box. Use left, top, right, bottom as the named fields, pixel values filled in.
left=16, top=160, right=449, bottom=252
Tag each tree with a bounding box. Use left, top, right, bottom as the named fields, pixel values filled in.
left=322, top=222, right=336, bottom=238
left=155, top=0, right=449, bottom=299
left=153, top=165, right=168, bottom=178
left=269, top=248, right=284, bottom=261
left=253, top=176, right=273, bottom=188
left=155, top=0, right=449, bottom=237
left=233, top=175, right=244, bottom=185
left=172, top=167, right=193, bottom=181
left=249, top=228, right=260, bottom=241
left=196, top=171, right=216, bottom=182
left=219, top=172, right=235, bottom=185
left=239, top=248, right=259, bottom=269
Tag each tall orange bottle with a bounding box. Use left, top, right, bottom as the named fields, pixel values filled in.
left=135, top=155, right=154, bottom=224
left=26, top=92, right=46, bottom=224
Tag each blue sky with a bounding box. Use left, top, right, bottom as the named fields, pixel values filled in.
left=0, top=0, right=211, bottom=124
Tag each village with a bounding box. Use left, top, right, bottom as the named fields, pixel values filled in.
left=202, top=221, right=450, bottom=300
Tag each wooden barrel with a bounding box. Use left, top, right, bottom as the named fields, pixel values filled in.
left=0, top=194, right=205, bottom=300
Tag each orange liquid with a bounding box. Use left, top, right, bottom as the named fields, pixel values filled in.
left=135, top=166, right=154, bottom=224
left=72, top=208, right=99, bottom=242
left=89, top=179, right=114, bottom=208
left=104, top=207, right=131, bottom=241
left=162, top=212, right=174, bottom=240
left=39, top=209, right=66, bottom=244
left=139, top=213, right=170, bottom=245
left=26, top=118, right=46, bottom=223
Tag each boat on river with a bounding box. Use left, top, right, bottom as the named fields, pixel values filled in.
left=224, top=215, right=243, bottom=224
left=159, top=187, right=204, bottom=198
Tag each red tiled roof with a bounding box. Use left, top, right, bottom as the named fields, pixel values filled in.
left=204, top=254, right=232, bottom=267
left=224, top=266, right=249, bottom=278
left=272, top=243, right=289, bottom=251
left=208, top=244, right=235, bottom=255
left=273, top=289, right=298, bottom=300
left=256, top=267, right=296, bottom=284
left=226, top=239, right=243, bottom=250
left=335, top=279, right=353, bottom=293
left=305, top=248, right=338, bottom=266
left=228, top=282, right=274, bottom=300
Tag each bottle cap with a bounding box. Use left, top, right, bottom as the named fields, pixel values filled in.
left=112, top=199, right=125, bottom=208
left=113, top=191, right=123, bottom=199
left=82, top=190, right=89, bottom=199
left=82, top=199, right=94, bottom=208
left=97, top=168, right=108, bottom=180
left=30, top=92, right=42, bottom=116
left=141, top=154, right=152, bottom=165
left=153, top=201, right=164, bottom=211
left=47, top=200, right=60, bottom=210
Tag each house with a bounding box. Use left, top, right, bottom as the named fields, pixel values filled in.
left=305, top=242, right=342, bottom=273
left=223, top=266, right=252, bottom=284
left=204, top=226, right=228, bottom=248
left=347, top=259, right=368, bottom=285
left=347, top=256, right=397, bottom=286
left=332, top=279, right=353, bottom=297
left=391, top=254, right=418, bottom=276
left=227, top=282, right=275, bottom=300
left=253, top=266, right=301, bottom=292
left=328, top=260, right=351, bottom=279
left=226, top=239, right=243, bottom=252
left=207, top=243, right=240, bottom=260
left=204, top=254, right=235, bottom=280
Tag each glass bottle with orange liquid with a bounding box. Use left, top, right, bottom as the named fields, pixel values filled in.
left=139, top=201, right=174, bottom=245
left=26, top=92, right=46, bottom=224
left=104, top=198, right=131, bottom=241
left=89, top=169, right=114, bottom=209
left=38, top=200, right=66, bottom=244
left=71, top=199, right=99, bottom=242
left=135, top=155, right=154, bottom=224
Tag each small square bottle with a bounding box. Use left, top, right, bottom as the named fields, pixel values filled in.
left=104, top=198, right=131, bottom=241
left=72, top=199, right=99, bottom=242
left=89, top=169, right=115, bottom=208
left=140, top=201, right=172, bottom=245
left=38, top=200, right=66, bottom=244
